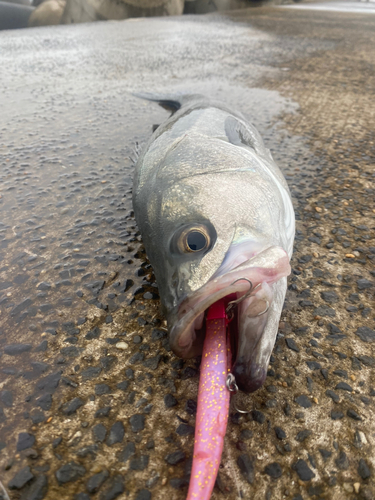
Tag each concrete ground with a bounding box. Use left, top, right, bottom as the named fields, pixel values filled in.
left=0, top=2, right=374, bottom=500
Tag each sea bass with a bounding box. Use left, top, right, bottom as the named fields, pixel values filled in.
left=133, top=94, right=295, bottom=393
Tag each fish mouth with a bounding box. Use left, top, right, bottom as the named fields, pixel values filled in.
left=168, top=246, right=291, bottom=393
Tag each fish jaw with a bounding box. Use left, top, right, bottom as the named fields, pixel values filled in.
left=168, top=245, right=291, bottom=393
left=231, top=276, right=287, bottom=392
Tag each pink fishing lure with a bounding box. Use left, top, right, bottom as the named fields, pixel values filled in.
left=186, top=299, right=231, bottom=500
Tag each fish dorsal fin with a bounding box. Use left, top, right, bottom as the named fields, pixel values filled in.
left=224, top=116, right=262, bottom=153
left=133, top=92, right=204, bottom=114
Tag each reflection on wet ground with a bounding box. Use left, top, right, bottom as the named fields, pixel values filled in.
left=0, top=5, right=374, bottom=500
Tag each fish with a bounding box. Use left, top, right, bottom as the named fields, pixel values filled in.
left=133, top=93, right=295, bottom=393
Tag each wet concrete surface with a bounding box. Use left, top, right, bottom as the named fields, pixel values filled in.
left=0, top=4, right=374, bottom=500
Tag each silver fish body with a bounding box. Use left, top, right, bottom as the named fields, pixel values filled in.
left=133, top=94, right=295, bottom=392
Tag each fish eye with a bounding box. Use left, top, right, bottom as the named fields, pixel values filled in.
left=186, top=230, right=208, bottom=252
left=176, top=225, right=211, bottom=254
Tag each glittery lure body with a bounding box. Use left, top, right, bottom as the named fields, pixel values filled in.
left=186, top=299, right=231, bottom=500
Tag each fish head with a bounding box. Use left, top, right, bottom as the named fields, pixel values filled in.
left=135, top=136, right=294, bottom=393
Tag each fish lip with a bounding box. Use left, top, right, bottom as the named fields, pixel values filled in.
left=168, top=245, right=291, bottom=359
left=232, top=359, right=267, bottom=393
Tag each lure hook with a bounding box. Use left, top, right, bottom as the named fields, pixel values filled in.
left=225, top=278, right=269, bottom=319
left=257, top=300, right=269, bottom=316
left=225, top=279, right=260, bottom=319
left=226, top=373, right=251, bottom=414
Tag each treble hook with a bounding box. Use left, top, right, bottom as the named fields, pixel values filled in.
left=226, top=373, right=251, bottom=414
left=225, top=279, right=259, bottom=318
left=225, top=278, right=269, bottom=319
